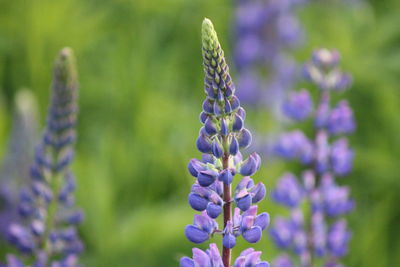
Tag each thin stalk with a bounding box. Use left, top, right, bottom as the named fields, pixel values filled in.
left=43, top=147, right=64, bottom=254
left=222, top=136, right=231, bottom=267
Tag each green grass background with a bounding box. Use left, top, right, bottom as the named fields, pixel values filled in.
left=0, top=0, right=400, bottom=266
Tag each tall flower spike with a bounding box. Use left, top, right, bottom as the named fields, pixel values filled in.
left=271, top=49, right=354, bottom=266
left=6, top=48, right=83, bottom=266
left=0, top=90, right=38, bottom=238
left=181, top=19, right=270, bottom=267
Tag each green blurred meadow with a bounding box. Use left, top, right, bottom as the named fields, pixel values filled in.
left=1, top=0, right=400, bottom=266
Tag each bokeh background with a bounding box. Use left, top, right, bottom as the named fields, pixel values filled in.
left=0, top=0, right=400, bottom=266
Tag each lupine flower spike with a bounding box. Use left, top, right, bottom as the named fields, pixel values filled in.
left=181, top=18, right=270, bottom=267
left=233, top=0, right=307, bottom=111
left=0, top=90, right=38, bottom=239
left=6, top=48, right=83, bottom=267
left=270, top=49, right=354, bottom=267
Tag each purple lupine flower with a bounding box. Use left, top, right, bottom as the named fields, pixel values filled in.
left=274, top=130, right=313, bottom=164
left=233, top=0, right=308, bottom=112
left=181, top=19, right=270, bottom=267
left=330, top=138, right=353, bottom=176
left=0, top=91, right=38, bottom=239
left=319, top=175, right=354, bottom=217
left=271, top=49, right=354, bottom=266
left=6, top=48, right=83, bottom=266
left=327, top=220, right=351, bottom=258
left=328, top=101, right=355, bottom=135
left=271, top=173, right=303, bottom=208
left=282, top=90, right=313, bottom=121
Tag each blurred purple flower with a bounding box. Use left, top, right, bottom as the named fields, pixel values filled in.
left=6, top=48, right=83, bottom=266
left=0, top=91, right=38, bottom=239
left=233, top=0, right=307, bottom=111
left=271, top=49, right=354, bottom=266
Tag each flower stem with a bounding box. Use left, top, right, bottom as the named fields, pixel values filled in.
left=222, top=148, right=231, bottom=267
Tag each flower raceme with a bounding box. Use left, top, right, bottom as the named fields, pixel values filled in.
left=270, top=49, right=354, bottom=267
left=181, top=18, right=270, bottom=267
left=5, top=48, right=83, bottom=267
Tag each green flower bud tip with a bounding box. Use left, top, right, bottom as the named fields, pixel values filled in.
left=54, top=47, right=78, bottom=87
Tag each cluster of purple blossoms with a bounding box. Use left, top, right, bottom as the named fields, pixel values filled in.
left=270, top=49, right=355, bottom=267
left=4, top=48, right=83, bottom=267
left=181, top=19, right=270, bottom=267
left=233, top=0, right=307, bottom=111
left=0, top=91, right=38, bottom=239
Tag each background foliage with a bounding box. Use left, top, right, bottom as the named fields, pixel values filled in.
left=0, top=0, right=399, bottom=266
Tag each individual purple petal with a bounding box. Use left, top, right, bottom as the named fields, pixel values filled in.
left=208, top=243, right=223, bottom=266
left=237, top=107, right=246, bottom=121
left=196, top=135, right=212, bottom=154
left=254, top=212, right=270, bottom=230
left=244, top=251, right=262, bottom=266
left=240, top=216, right=255, bottom=232
left=188, top=193, right=208, bottom=211
left=188, top=159, right=206, bottom=177
left=237, top=128, right=252, bottom=148
left=199, top=111, right=208, bottom=124
left=229, top=136, right=239, bottom=155
left=223, top=233, right=236, bottom=249
left=221, top=119, right=229, bottom=136
left=230, top=96, right=241, bottom=111
left=212, top=140, right=224, bottom=158
left=185, top=225, right=209, bottom=244
left=205, top=118, right=218, bottom=135
left=236, top=194, right=252, bottom=211
left=203, top=99, right=214, bottom=114
left=232, top=114, right=244, bottom=132
left=250, top=182, right=266, bottom=203
left=197, top=170, right=217, bottom=187
left=206, top=203, right=222, bottom=219
left=218, top=169, right=233, bottom=185
left=243, top=226, right=262, bottom=243
left=240, top=153, right=261, bottom=176
left=213, top=101, right=222, bottom=116
left=193, top=248, right=212, bottom=267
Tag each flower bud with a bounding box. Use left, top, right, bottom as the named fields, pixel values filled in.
left=237, top=128, right=252, bottom=148
left=223, top=233, right=236, bottom=249
left=185, top=225, right=209, bottom=244
left=188, top=193, right=208, bottom=211
left=218, top=169, right=233, bottom=185
left=204, top=118, right=217, bottom=135
left=212, top=139, right=224, bottom=158
left=232, top=113, right=244, bottom=132
left=240, top=153, right=261, bottom=176
left=196, top=135, right=212, bottom=154
left=229, top=136, right=239, bottom=155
